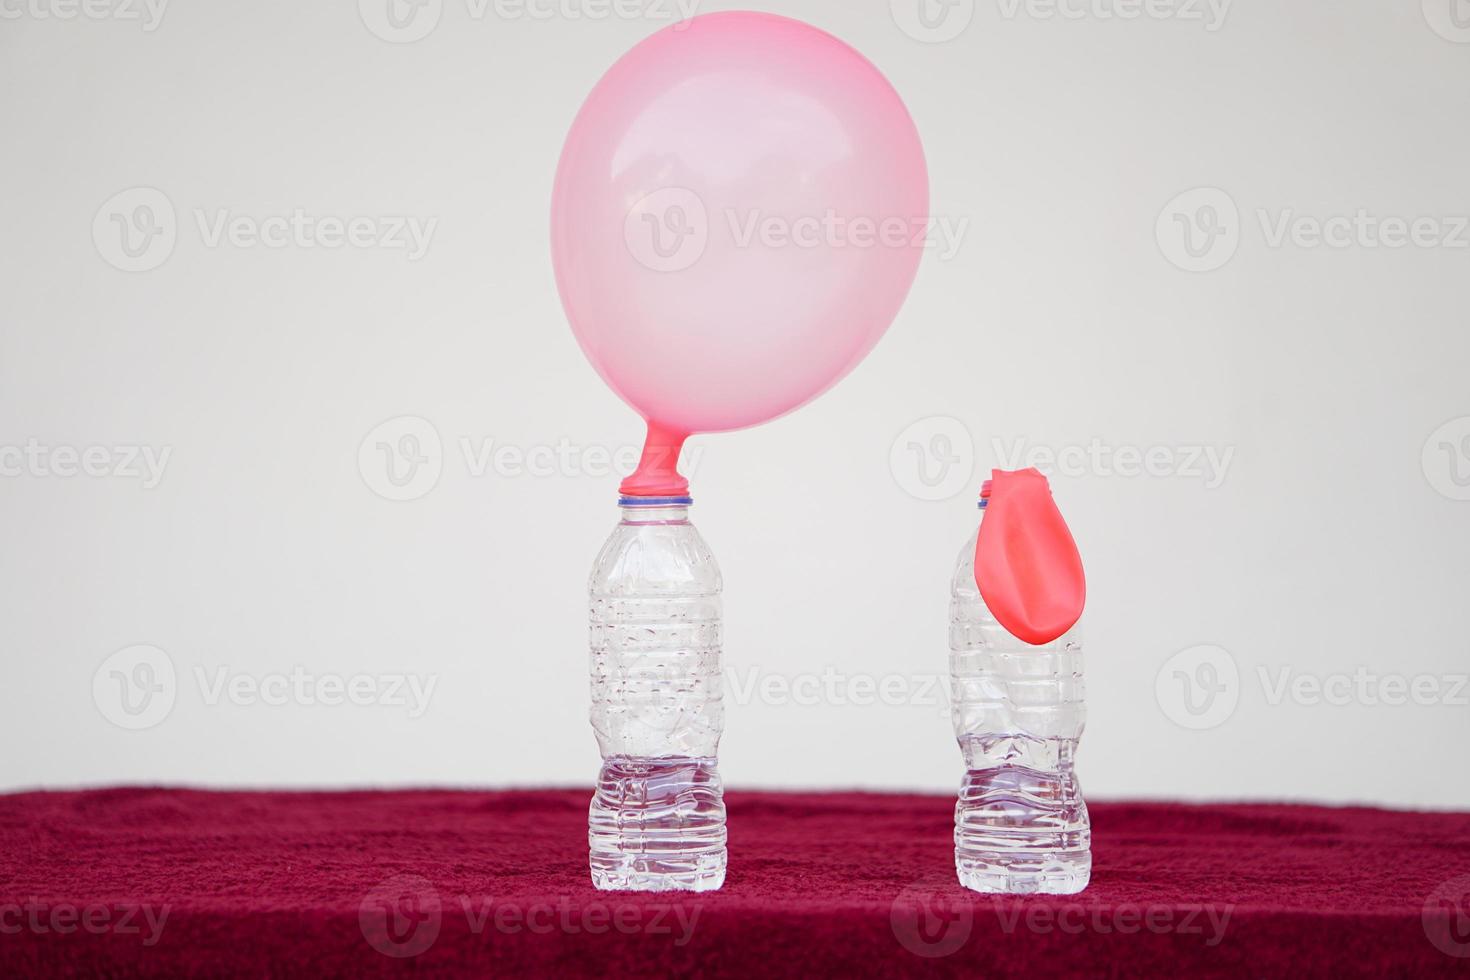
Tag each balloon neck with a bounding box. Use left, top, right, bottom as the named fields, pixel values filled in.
left=619, top=421, right=691, bottom=497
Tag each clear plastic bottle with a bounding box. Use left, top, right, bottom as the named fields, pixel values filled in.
left=588, top=495, right=727, bottom=891
left=950, top=493, right=1090, bottom=894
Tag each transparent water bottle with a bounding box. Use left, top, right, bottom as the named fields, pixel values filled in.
left=588, top=494, right=727, bottom=891
left=950, top=485, right=1090, bottom=894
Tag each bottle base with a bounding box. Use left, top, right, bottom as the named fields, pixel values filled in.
left=589, top=756, right=727, bottom=893
left=956, top=851, right=1091, bottom=895
left=590, top=855, right=727, bottom=893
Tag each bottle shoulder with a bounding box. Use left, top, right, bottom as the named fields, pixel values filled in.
left=590, top=521, right=723, bottom=594
left=950, top=529, right=980, bottom=598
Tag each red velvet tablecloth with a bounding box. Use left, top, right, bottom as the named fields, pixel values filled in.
left=2, top=788, right=1468, bottom=977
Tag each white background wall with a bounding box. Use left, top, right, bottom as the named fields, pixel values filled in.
left=2, top=0, right=1467, bottom=807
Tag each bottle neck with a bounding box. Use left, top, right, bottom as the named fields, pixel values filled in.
left=619, top=501, right=691, bottom=525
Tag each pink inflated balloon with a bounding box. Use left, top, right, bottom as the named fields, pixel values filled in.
left=551, top=11, right=928, bottom=492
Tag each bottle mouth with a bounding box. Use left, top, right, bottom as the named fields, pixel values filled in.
left=618, top=495, right=693, bottom=507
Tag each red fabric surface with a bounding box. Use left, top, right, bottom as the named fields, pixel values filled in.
left=2, top=788, right=1468, bottom=977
